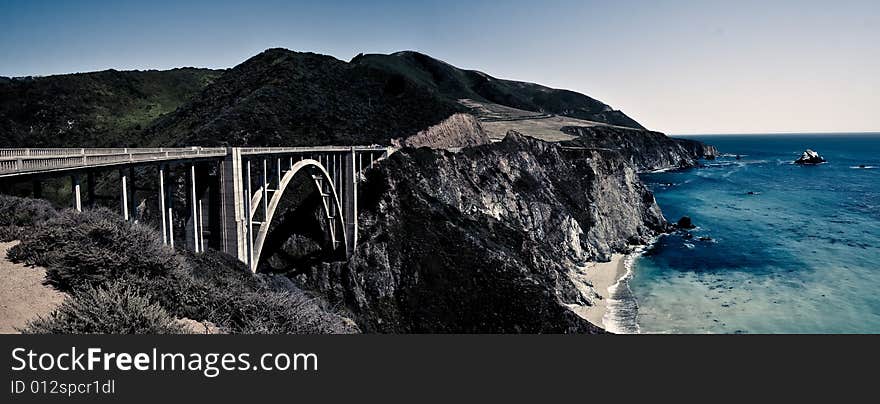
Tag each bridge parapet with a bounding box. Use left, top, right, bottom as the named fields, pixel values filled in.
left=0, top=147, right=227, bottom=176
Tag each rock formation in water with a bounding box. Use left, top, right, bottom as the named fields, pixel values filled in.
left=286, top=132, right=668, bottom=333
left=795, top=149, right=826, bottom=165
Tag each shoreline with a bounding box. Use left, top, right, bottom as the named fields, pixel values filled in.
left=570, top=253, right=630, bottom=330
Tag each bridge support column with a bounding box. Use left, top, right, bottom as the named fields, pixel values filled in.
left=186, top=163, right=202, bottom=253
left=245, top=159, right=255, bottom=271
left=166, top=169, right=174, bottom=248
left=343, top=147, right=357, bottom=256
left=120, top=169, right=130, bottom=220
left=71, top=175, right=82, bottom=212
left=219, top=148, right=247, bottom=263
left=159, top=165, right=168, bottom=245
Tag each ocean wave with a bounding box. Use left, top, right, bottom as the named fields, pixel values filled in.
left=603, top=243, right=653, bottom=334
left=850, top=166, right=877, bottom=169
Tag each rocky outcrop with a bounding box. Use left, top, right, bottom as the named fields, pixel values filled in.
left=291, top=132, right=667, bottom=333
left=560, top=126, right=715, bottom=172
left=673, top=138, right=719, bottom=160
left=795, top=149, right=826, bottom=165
left=391, top=113, right=491, bottom=149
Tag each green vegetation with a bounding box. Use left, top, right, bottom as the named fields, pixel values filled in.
left=0, top=68, right=222, bottom=147
left=0, top=194, right=357, bottom=334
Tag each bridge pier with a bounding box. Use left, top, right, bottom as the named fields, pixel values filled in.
left=71, top=174, right=82, bottom=212
left=185, top=163, right=204, bottom=253
left=159, top=165, right=168, bottom=245
left=343, top=147, right=357, bottom=256
left=119, top=169, right=130, bottom=221
left=219, top=148, right=247, bottom=262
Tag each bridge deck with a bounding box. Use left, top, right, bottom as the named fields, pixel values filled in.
left=0, top=146, right=391, bottom=178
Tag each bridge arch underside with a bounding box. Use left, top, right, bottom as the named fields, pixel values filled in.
left=248, top=159, right=346, bottom=273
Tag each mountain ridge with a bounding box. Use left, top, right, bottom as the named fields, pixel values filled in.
left=352, top=50, right=644, bottom=129
left=1, top=48, right=649, bottom=147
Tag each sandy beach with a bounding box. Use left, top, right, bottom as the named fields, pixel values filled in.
left=569, top=254, right=630, bottom=330
left=0, top=241, right=65, bottom=333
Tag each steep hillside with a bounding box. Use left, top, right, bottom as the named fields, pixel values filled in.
left=286, top=132, right=668, bottom=333
left=352, top=51, right=644, bottom=129
left=0, top=68, right=221, bottom=147
left=143, top=49, right=464, bottom=147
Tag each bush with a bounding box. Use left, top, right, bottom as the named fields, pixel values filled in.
left=0, top=195, right=58, bottom=241
left=21, top=282, right=188, bottom=334
left=9, top=207, right=360, bottom=334
left=233, top=289, right=357, bottom=334
left=0, top=194, right=58, bottom=226
left=175, top=249, right=358, bottom=334
left=7, top=208, right=187, bottom=292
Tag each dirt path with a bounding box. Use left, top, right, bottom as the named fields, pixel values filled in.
left=0, top=241, right=66, bottom=333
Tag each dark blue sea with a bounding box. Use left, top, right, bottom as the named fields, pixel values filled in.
left=614, top=133, right=880, bottom=334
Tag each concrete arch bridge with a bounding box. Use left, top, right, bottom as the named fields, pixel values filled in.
left=0, top=146, right=392, bottom=272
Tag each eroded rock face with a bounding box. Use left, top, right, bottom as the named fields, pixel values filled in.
left=795, top=149, right=826, bottom=165
left=293, top=132, right=668, bottom=333
left=561, top=126, right=717, bottom=172
left=391, top=113, right=491, bottom=149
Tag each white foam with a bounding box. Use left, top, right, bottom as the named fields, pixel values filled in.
left=602, top=242, right=653, bottom=334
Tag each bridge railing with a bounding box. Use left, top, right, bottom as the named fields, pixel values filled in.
left=0, top=147, right=228, bottom=175
left=239, top=146, right=390, bottom=155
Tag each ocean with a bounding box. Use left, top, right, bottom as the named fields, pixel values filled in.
left=609, top=133, right=880, bottom=334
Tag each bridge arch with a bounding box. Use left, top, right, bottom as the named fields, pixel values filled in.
left=248, top=158, right=346, bottom=272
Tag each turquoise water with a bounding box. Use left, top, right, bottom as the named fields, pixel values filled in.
left=623, top=134, right=880, bottom=334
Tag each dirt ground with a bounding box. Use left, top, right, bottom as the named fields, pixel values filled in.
left=0, top=241, right=66, bottom=333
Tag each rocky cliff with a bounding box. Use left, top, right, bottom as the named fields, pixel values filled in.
left=561, top=126, right=715, bottom=172
left=288, top=132, right=668, bottom=333
left=391, top=113, right=491, bottom=149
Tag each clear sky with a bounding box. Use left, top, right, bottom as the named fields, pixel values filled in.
left=1, top=0, right=877, bottom=134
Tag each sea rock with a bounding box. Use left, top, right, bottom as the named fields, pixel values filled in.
left=794, top=149, right=826, bottom=165
left=676, top=216, right=696, bottom=229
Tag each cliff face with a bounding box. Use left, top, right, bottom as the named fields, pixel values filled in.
left=672, top=138, right=719, bottom=160
left=391, top=113, right=491, bottom=149
left=561, top=126, right=715, bottom=172
left=291, top=132, right=667, bottom=333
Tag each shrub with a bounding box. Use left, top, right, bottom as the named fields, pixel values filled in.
left=7, top=208, right=187, bottom=292
left=9, top=207, right=360, bottom=334
left=232, top=289, right=358, bottom=334
left=21, top=282, right=188, bottom=334
left=0, top=195, right=57, bottom=241
left=176, top=249, right=358, bottom=334
left=0, top=194, right=58, bottom=226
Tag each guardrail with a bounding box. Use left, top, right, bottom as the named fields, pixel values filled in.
left=239, top=146, right=390, bottom=155
left=0, top=147, right=228, bottom=175
left=0, top=146, right=393, bottom=176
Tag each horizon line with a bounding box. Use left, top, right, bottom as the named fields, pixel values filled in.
left=671, top=131, right=880, bottom=136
